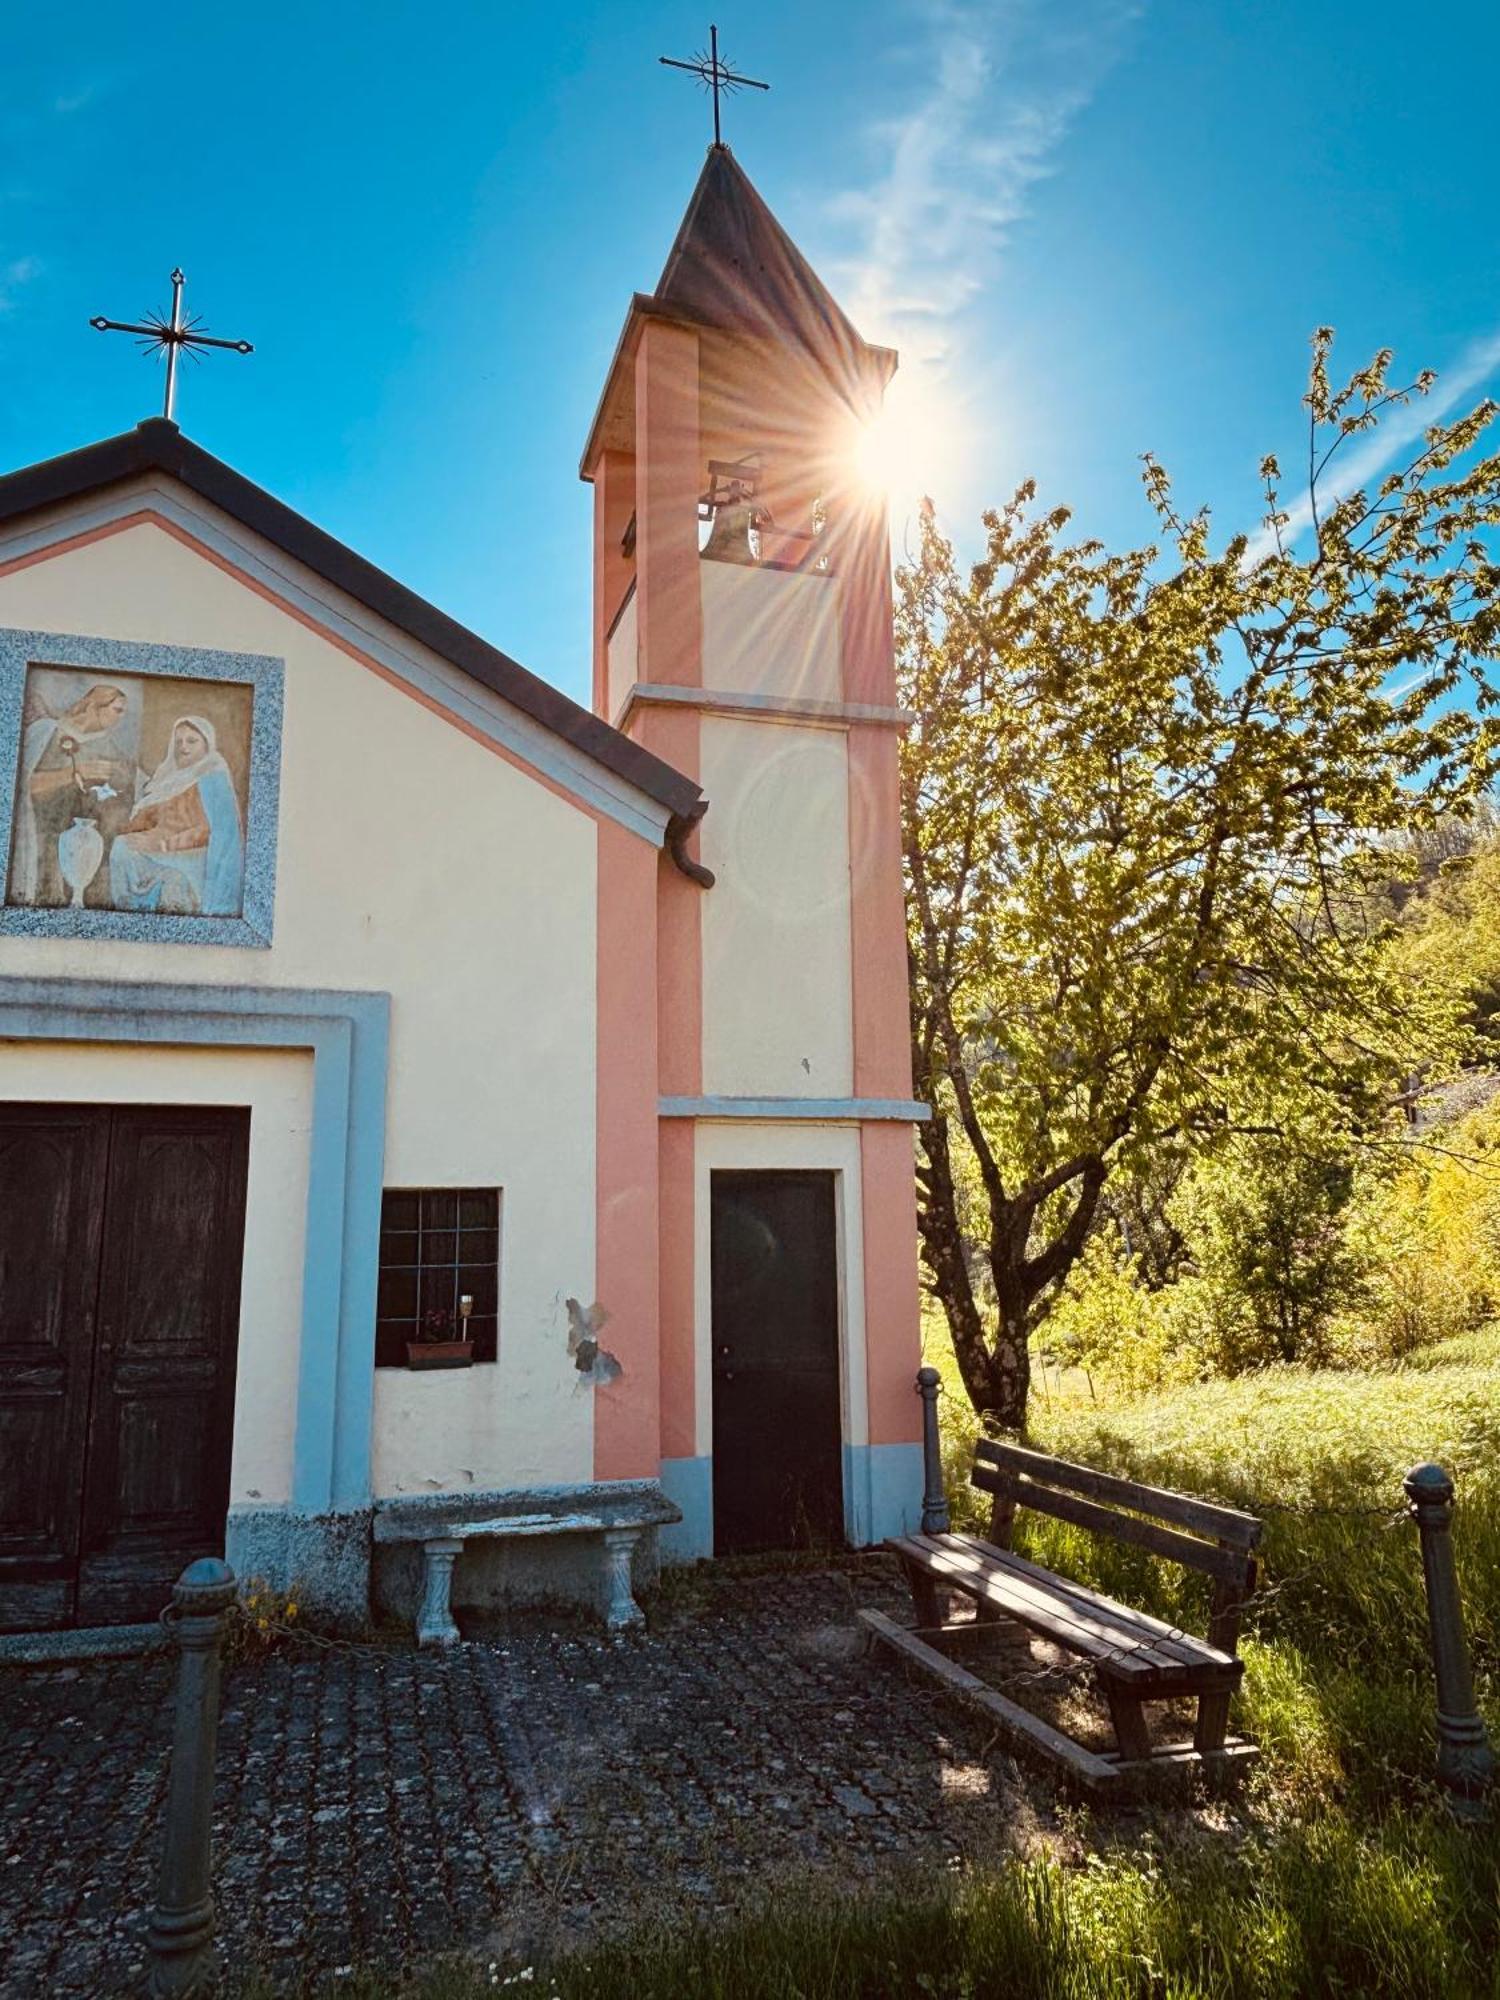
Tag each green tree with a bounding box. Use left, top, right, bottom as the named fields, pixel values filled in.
left=1168, top=1134, right=1362, bottom=1371
left=901, top=333, right=1500, bottom=1429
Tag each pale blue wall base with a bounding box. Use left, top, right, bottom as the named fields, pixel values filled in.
left=661, top=1447, right=922, bottom=1558
left=226, top=1505, right=373, bottom=1632
left=658, top=1456, right=713, bottom=1563
left=844, top=1442, right=924, bottom=1547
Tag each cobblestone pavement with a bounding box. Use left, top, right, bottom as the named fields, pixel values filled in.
left=0, top=1560, right=1051, bottom=1995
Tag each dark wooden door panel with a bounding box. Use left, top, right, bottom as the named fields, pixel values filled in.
left=0, top=1106, right=109, bottom=1630
left=77, top=1107, right=248, bottom=1627
left=711, top=1170, right=844, bottom=1555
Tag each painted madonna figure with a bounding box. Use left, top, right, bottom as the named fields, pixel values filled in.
left=110, top=716, right=245, bottom=917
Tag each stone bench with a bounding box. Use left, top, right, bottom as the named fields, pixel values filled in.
left=371, top=1482, right=681, bottom=1647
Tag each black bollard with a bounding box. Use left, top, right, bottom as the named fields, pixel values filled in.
left=146, top=1557, right=237, bottom=1996
left=1403, top=1464, right=1494, bottom=1821
left=916, top=1367, right=950, bottom=1534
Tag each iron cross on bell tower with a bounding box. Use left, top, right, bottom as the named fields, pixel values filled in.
left=90, top=268, right=254, bottom=423
left=659, top=24, right=768, bottom=148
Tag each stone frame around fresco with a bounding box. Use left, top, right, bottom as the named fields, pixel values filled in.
left=0, top=626, right=283, bottom=948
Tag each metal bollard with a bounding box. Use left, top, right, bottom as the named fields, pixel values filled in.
left=916, top=1366, right=950, bottom=1534
left=145, top=1557, right=237, bottom=1996
left=1403, top=1464, right=1494, bottom=1821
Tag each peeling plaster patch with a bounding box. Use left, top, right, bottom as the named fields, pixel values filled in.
left=566, top=1297, right=623, bottom=1386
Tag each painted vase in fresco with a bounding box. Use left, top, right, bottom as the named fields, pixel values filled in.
left=57, top=816, right=105, bottom=908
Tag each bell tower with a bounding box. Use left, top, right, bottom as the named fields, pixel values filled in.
left=580, top=145, right=924, bottom=1557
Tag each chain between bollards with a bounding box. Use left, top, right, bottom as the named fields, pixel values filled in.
left=1404, top=1463, right=1494, bottom=1822
left=915, top=1367, right=950, bottom=1534
left=145, top=1557, right=237, bottom=1996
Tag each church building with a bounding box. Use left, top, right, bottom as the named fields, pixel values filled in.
left=0, top=146, right=925, bottom=1646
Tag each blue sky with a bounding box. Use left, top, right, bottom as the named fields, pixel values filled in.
left=5, top=1, right=1499, bottom=707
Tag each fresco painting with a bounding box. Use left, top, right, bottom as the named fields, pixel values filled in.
left=6, top=664, right=252, bottom=918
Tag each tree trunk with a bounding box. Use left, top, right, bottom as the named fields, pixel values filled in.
left=912, top=1103, right=993, bottom=1409
left=987, top=1248, right=1033, bottom=1433
left=913, top=1105, right=1033, bottom=1432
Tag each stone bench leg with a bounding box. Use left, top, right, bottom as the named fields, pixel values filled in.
left=416, top=1537, right=464, bottom=1648
left=601, top=1526, right=646, bottom=1631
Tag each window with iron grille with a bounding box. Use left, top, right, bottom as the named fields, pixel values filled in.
left=376, top=1188, right=500, bottom=1366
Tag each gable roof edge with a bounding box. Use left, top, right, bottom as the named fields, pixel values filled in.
left=0, top=419, right=704, bottom=826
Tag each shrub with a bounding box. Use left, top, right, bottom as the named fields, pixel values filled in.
left=1333, top=1105, right=1500, bottom=1363
left=1165, top=1138, right=1363, bottom=1371
left=1045, top=1229, right=1193, bottom=1397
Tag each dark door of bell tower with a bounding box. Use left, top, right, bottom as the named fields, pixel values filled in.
left=710, top=1169, right=844, bottom=1555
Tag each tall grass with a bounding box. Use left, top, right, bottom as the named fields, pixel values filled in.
left=280, top=1811, right=1500, bottom=1998
left=532, top=1815, right=1500, bottom=1999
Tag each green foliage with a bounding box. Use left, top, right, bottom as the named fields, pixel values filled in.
left=1043, top=1229, right=1191, bottom=1397
left=1040, top=1083, right=1500, bottom=1383
left=1389, top=838, right=1500, bottom=1056
left=1165, top=1138, right=1361, bottom=1369
left=1333, top=1106, right=1500, bottom=1362
left=903, top=333, right=1500, bottom=1426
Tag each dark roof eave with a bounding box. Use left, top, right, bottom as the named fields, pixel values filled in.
left=0, top=419, right=703, bottom=824
left=578, top=291, right=897, bottom=483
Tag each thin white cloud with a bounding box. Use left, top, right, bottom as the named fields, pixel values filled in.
left=1243, top=326, right=1500, bottom=566
left=0, top=256, right=41, bottom=314
left=831, top=0, right=1140, bottom=371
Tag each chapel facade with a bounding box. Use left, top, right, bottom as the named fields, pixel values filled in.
left=0, top=147, right=925, bottom=1644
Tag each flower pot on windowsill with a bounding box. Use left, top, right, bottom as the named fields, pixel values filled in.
left=406, top=1340, right=474, bottom=1371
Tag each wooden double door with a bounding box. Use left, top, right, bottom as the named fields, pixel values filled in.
left=711, top=1170, right=845, bottom=1555
left=0, top=1103, right=249, bottom=1632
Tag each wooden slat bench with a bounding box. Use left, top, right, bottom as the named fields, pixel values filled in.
left=865, top=1429, right=1262, bottom=1793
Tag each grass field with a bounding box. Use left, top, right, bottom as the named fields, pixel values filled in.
left=265, top=1329, right=1500, bottom=1998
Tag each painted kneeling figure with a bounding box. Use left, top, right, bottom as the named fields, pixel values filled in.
left=110, top=715, right=245, bottom=917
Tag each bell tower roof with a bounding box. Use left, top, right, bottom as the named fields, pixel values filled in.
left=581, top=147, right=895, bottom=478
left=655, top=146, right=873, bottom=366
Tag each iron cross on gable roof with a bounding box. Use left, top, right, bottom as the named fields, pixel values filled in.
left=90, top=268, right=253, bottom=424
left=659, top=24, right=768, bottom=149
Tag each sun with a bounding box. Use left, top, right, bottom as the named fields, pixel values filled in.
left=848, top=368, right=962, bottom=513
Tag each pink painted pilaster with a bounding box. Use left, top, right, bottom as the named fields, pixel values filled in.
left=657, top=1118, right=698, bottom=1465
left=836, top=492, right=897, bottom=708
left=646, top=716, right=702, bottom=1467
left=594, top=819, right=662, bottom=1481
left=632, top=316, right=706, bottom=1471
left=861, top=1120, right=923, bottom=1447
left=839, top=470, right=922, bottom=1451
left=590, top=447, right=636, bottom=718
left=634, top=318, right=704, bottom=690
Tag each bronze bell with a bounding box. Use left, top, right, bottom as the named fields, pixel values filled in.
left=701, top=496, right=760, bottom=564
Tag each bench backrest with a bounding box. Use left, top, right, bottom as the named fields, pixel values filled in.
left=971, top=1438, right=1263, bottom=1652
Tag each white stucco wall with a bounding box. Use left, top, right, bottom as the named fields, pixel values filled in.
left=700, top=563, right=841, bottom=702
left=698, top=715, right=854, bottom=1098
left=0, top=1040, right=311, bottom=1506
left=692, top=1121, right=867, bottom=1460
left=0, top=510, right=602, bottom=1499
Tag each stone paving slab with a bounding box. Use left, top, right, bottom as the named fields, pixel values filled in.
left=0, top=1560, right=1049, bottom=1995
